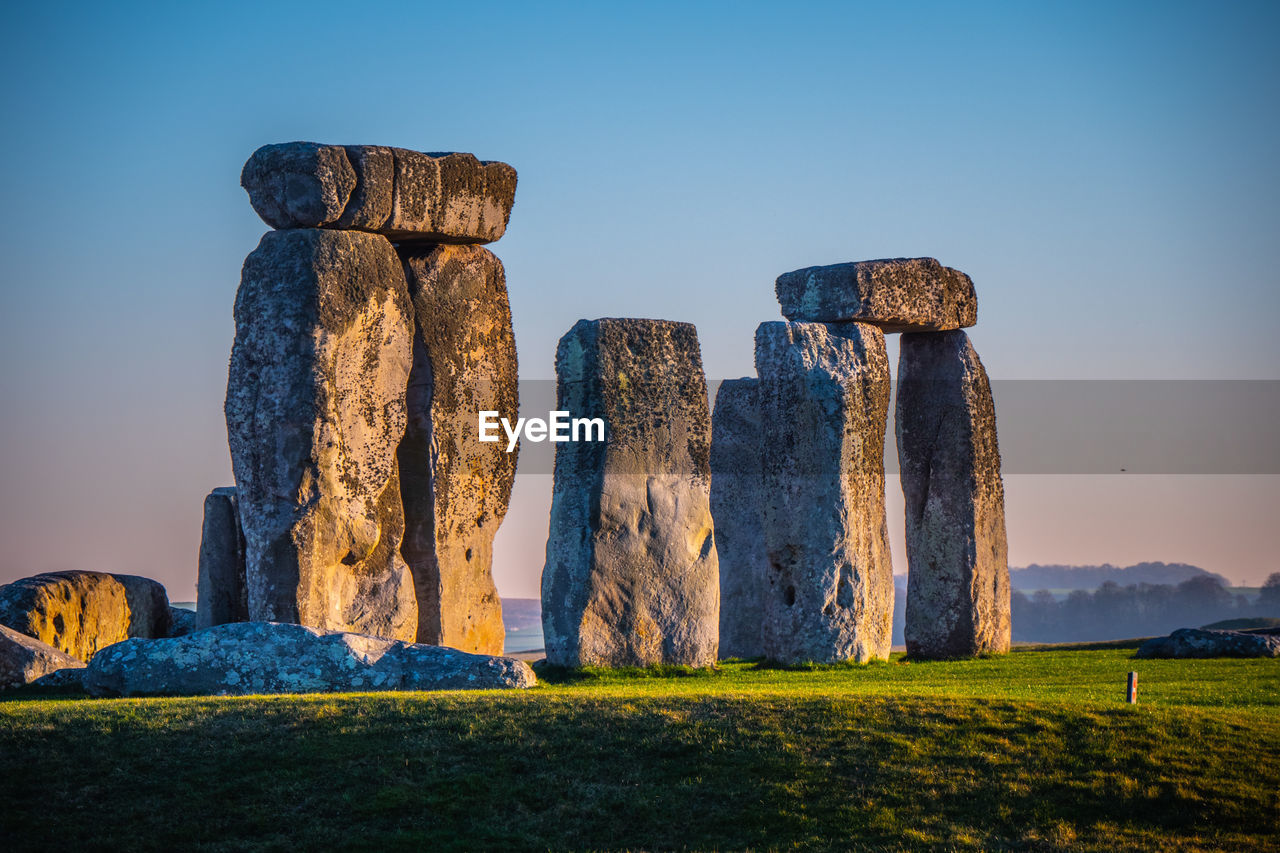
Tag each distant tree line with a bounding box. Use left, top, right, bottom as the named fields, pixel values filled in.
left=1011, top=572, right=1280, bottom=643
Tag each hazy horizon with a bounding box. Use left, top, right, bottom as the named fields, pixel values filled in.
left=2, top=1, right=1278, bottom=601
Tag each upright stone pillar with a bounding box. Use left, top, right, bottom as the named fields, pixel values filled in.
left=398, top=245, right=518, bottom=655
left=225, top=228, right=418, bottom=641
left=710, top=378, right=767, bottom=659
left=896, top=330, right=1010, bottom=658
left=542, top=318, right=719, bottom=667
left=755, top=321, right=893, bottom=663
left=195, top=487, right=248, bottom=629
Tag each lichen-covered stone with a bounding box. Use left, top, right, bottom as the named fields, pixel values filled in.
left=775, top=258, right=977, bottom=331
left=755, top=321, right=894, bottom=663
left=241, top=142, right=357, bottom=229
left=398, top=245, right=518, bottom=654
left=169, top=607, right=197, bottom=637
left=1, top=624, right=85, bottom=690
left=81, top=622, right=536, bottom=697
left=897, top=330, right=1010, bottom=659
left=1135, top=628, right=1280, bottom=659
left=0, top=571, right=171, bottom=662
left=195, top=486, right=247, bottom=629
left=710, top=378, right=768, bottom=659
left=240, top=142, right=517, bottom=244
left=225, top=228, right=417, bottom=641
left=542, top=318, right=719, bottom=667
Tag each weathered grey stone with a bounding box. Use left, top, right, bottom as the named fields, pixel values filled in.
left=386, top=149, right=516, bottom=244
left=542, top=318, right=719, bottom=667
left=169, top=607, right=197, bottom=637
left=81, top=622, right=536, bottom=696
left=195, top=486, right=247, bottom=629
left=225, top=228, right=417, bottom=641
left=1, top=624, right=85, bottom=690
left=1135, top=628, right=1280, bottom=659
left=775, top=258, right=977, bottom=331
left=240, top=143, right=517, bottom=244
left=0, top=571, right=171, bottom=661
left=897, top=330, right=1010, bottom=659
left=241, top=142, right=357, bottom=229
left=398, top=245, right=518, bottom=655
left=28, top=664, right=87, bottom=689
left=755, top=321, right=894, bottom=663
left=710, top=378, right=768, bottom=659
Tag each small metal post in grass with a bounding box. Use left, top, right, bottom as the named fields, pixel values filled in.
left=1127, top=671, right=1138, bottom=704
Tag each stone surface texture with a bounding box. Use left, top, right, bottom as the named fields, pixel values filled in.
left=710, top=378, right=768, bottom=659
left=196, top=486, right=248, bottom=629
left=241, top=143, right=517, bottom=244
left=398, top=245, right=518, bottom=654
left=897, top=330, right=1010, bottom=659
left=1135, top=628, right=1280, bottom=659
left=225, top=228, right=417, bottom=641
left=1, top=624, right=86, bottom=690
left=169, top=607, right=197, bottom=637
left=542, top=318, right=719, bottom=667
left=775, top=258, right=976, bottom=331
left=0, top=571, right=171, bottom=661
left=755, top=321, right=894, bottom=664
left=81, top=622, right=536, bottom=696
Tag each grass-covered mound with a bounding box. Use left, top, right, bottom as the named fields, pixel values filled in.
left=2, top=649, right=1277, bottom=851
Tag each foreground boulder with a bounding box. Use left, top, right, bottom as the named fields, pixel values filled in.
left=775, top=258, right=976, bottom=331
left=241, top=143, right=517, bottom=244
left=710, top=378, right=768, bottom=659
left=195, top=486, right=247, bottom=629
left=1, top=624, right=85, bottom=690
left=1135, top=628, right=1280, bottom=659
left=755, top=321, right=894, bottom=663
left=543, top=318, right=719, bottom=667
left=82, top=622, right=536, bottom=697
left=0, top=571, right=171, bottom=661
left=398, top=245, right=518, bottom=655
left=897, top=330, right=1010, bottom=659
left=226, top=228, right=418, bottom=641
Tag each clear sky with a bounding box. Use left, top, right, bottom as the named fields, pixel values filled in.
left=1, top=1, right=1277, bottom=601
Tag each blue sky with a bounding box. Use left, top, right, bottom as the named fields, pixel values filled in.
left=1, top=1, right=1277, bottom=598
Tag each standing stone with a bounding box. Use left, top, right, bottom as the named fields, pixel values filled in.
left=710, top=378, right=768, bottom=659
left=0, top=571, right=171, bottom=662
left=896, top=330, right=1009, bottom=658
left=225, top=228, right=417, bottom=641
left=196, top=486, right=247, bottom=629
left=397, top=245, right=518, bottom=654
left=755, top=321, right=894, bottom=663
left=542, top=319, right=719, bottom=667
left=775, top=258, right=976, bottom=331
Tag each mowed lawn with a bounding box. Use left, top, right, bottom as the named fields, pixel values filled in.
left=2, top=648, right=1277, bottom=852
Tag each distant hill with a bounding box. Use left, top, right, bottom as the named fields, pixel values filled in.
left=1010, top=562, right=1230, bottom=591
left=501, top=597, right=542, bottom=631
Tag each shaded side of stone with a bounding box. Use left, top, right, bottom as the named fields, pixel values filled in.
left=897, top=330, right=1010, bottom=659
left=1, top=624, right=86, bottom=690
left=81, top=622, right=537, bottom=696
left=755, top=321, right=894, bottom=663
left=225, top=228, right=417, bottom=641
left=240, top=142, right=356, bottom=229
left=0, top=571, right=171, bottom=662
left=775, top=258, right=977, bottom=331
left=196, top=486, right=247, bottom=629
left=397, top=245, right=518, bottom=655
left=710, top=378, right=767, bottom=659
left=542, top=318, right=719, bottom=667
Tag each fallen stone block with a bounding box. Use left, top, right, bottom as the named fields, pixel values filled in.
left=1135, top=628, right=1280, bottom=659
left=1, top=624, right=86, bottom=690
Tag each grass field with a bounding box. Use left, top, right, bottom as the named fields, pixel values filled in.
left=2, top=647, right=1278, bottom=851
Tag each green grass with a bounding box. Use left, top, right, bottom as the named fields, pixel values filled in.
left=2, top=649, right=1278, bottom=852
